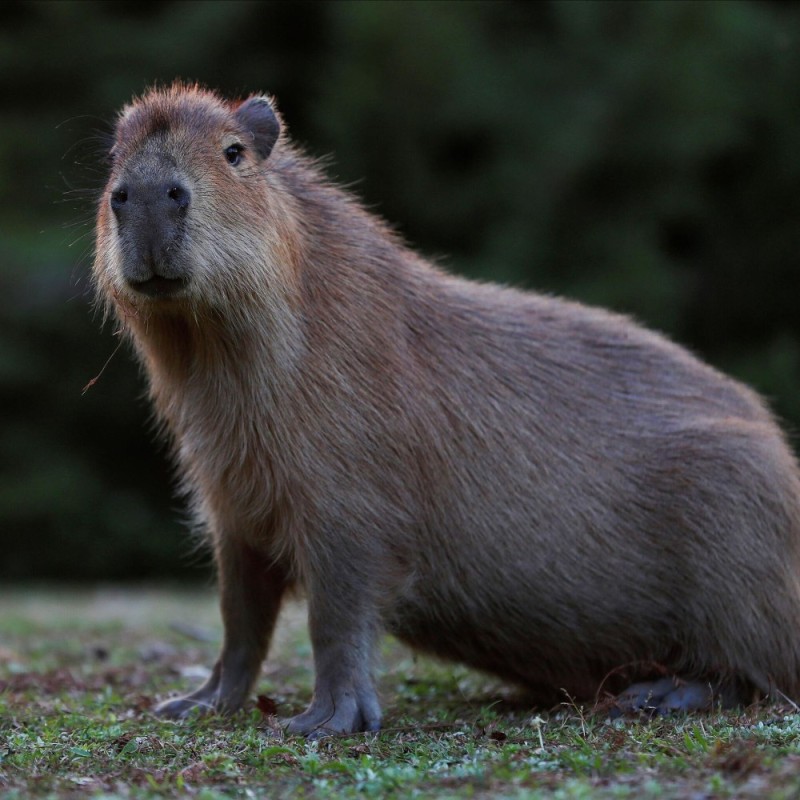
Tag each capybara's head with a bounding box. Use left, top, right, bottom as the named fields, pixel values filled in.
left=94, top=83, right=291, bottom=316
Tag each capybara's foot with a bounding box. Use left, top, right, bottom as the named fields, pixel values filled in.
left=154, top=669, right=247, bottom=719
left=284, top=688, right=381, bottom=738
left=612, top=676, right=741, bottom=716
left=155, top=690, right=247, bottom=718
left=155, top=694, right=217, bottom=719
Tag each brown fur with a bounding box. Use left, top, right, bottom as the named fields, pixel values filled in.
left=94, top=83, right=800, bottom=733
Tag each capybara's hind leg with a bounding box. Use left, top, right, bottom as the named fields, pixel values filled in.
left=612, top=676, right=743, bottom=717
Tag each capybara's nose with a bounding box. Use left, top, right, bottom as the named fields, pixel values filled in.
left=110, top=179, right=190, bottom=220
left=110, top=175, right=192, bottom=292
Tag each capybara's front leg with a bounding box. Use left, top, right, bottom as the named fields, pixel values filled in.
left=156, top=538, right=288, bottom=718
left=285, top=583, right=381, bottom=738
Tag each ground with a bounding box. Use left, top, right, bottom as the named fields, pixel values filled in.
left=1, top=587, right=800, bottom=799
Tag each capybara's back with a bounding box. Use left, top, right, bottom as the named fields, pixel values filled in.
left=94, top=83, right=800, bottom=735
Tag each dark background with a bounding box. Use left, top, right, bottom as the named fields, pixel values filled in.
left=3, top=0, right=800, bottom=580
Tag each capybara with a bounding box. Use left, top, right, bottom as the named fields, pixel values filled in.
left=93, top=83, right=800, bottom=735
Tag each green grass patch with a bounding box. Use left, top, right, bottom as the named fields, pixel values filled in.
left=1, top=587, right=800, bottom=798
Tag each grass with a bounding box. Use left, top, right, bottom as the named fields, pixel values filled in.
left=1, top=588, right=800, bottom=798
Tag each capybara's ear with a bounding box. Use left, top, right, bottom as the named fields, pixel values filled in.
left=235, top=96, right=280, bottom=160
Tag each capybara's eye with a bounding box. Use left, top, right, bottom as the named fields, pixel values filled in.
left=225, top=144, right=244, bottom=166
left=110, top=187, right=128, bottom=211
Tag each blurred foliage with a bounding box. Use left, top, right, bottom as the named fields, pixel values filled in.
left=2, top=0, right=800, bottom=579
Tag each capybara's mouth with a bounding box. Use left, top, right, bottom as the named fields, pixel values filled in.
left=127, top=275, right=189, bottom=297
